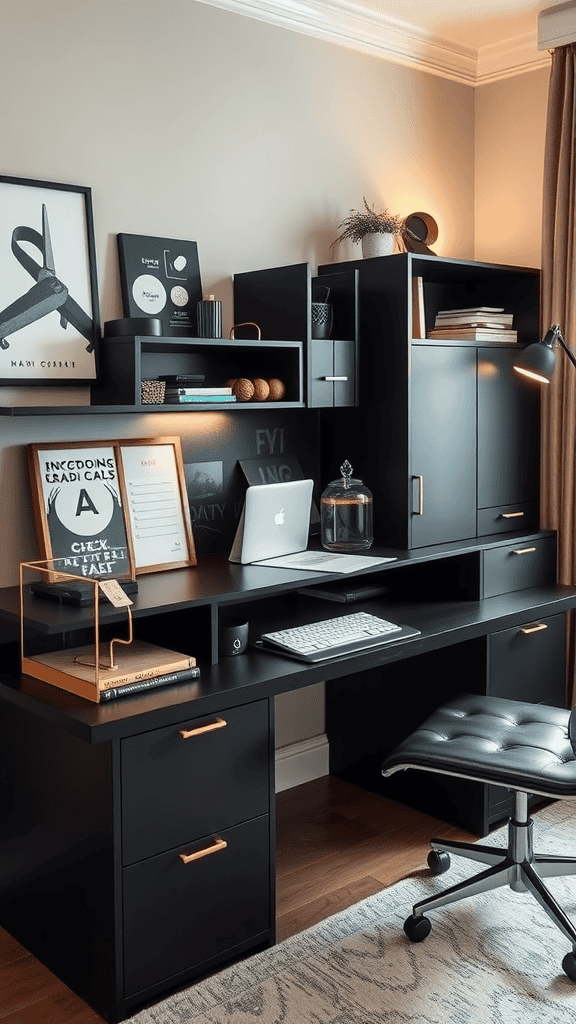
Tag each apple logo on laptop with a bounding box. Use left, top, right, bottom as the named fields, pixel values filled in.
left=274, top=508, right=285, bottom=527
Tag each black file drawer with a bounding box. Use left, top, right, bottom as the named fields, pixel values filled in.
left=488, top=612, right=566, bottom=706
left=477, top=502, right=539, bottom=537
left=121, top=700, right=270, bottom=865
left=483, top=535, right=556, bottom=598
left=123, top=815, right=270, bottom=997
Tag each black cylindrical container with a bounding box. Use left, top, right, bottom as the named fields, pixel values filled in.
left=197, top=295, right=223, bottom=338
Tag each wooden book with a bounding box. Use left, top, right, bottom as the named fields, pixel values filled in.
left=23, top=639, right=196, bottom=703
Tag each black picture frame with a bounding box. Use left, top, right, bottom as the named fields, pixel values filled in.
left=0, top=174, right=101, bottom=385
left=117, top=233, right=202, bottom=337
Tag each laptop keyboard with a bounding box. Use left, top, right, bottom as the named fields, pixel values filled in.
left=260, top=611, right=420, bottom=662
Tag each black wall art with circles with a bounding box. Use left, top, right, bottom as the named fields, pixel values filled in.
left=117, top=233, right=202, bottom=337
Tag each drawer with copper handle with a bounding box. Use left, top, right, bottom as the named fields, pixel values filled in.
left=121, top=699, right=270, bottom=864
left=488, top=612, right=566, bottom=705
left=123, top=815, right=270, bottom=996
left=483, top=535, right=556, bottom=598
left=477, top=502, right=539, bottom=537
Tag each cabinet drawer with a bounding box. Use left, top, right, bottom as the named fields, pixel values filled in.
left=483, top=536, right=556, bottom=598
left=489, top=612, right=566, bottom=705
left=477, top=503, right=539, bottom=537
left=123, top=815, right=271, bottom=997
left=121, top=700, right=270, bottom=865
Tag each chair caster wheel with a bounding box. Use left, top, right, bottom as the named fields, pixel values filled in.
left=562, top=951, right=576, bottom=981
left=428, top=850, right=451, bottom=875
left=404, top=914, right=432, bottom=942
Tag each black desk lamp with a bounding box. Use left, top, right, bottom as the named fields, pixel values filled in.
left=514, top=323, right=575, bottom=383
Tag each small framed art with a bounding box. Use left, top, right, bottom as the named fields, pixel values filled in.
left=27, top=436, right=196, bottom=579
left=0, top=175, right=100, bottom=384
left=117, top=233, right=202, bottom=337
left=117, top=437, right=196, bottom=572
left=27, top=441, right=134, bottom=580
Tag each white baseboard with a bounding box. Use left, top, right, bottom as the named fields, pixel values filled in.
left=275, top=733, right=329, bottom=792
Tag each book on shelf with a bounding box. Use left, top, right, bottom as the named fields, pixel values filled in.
left=412, top=276, right=426, bottom=338
left=436, top=306, right=505, bottom=315
left=157, top=374, right=205, bottom=385
left=434, top=314, right=514, bottom=327
left=23, top=639, right=196, bottom=702
left=427, top=326, right=517, bottom=342
left=164, top=394, right=238, bottom=404
left=164, top=387, right=233, bottom=396
left=99, top=665, right=201, bottom=701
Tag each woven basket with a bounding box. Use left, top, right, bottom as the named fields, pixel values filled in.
left=141, top=380, right=166, bottom=404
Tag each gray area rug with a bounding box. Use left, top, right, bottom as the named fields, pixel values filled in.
left=131, top=801, right=576, bottom=1023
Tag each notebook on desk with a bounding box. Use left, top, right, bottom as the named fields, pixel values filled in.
left=229, top=480, right=396, bottom=573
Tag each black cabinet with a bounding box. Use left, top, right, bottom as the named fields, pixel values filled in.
left=318, top=253, right=541, bottom=549
left=91, top=334, right=304, bottom=410
left=411, top=345, right=477, bottom=547
left=233, top=263, right=359, bottom=408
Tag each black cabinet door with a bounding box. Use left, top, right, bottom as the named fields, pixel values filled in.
left=489, top=612, right=566, bottom=706
left=477, top=346, right=540, bottom=510
left=123, top=816, right=271, bottom=997
left=410, top=345, right=477, bottom=547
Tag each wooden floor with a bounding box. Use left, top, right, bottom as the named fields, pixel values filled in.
left=0, top=776, right=478, bottom=1023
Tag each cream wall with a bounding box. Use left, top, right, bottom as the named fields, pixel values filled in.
left=475, top=66, right=550, bottom=268
left=0, top=0, right=475, bottom=586
left=0, top=0, right=491, bottom=759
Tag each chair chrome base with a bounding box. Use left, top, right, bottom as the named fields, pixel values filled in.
left=404, top=792, right=576, bottom=979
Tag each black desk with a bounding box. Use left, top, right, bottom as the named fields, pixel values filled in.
left=0, top=530, right=575, bottom=1022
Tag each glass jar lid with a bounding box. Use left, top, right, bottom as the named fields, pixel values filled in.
left=321, top=460, right=373, bottom=504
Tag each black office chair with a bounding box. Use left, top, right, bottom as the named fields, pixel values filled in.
left=381, top=693, right=576, bottom=980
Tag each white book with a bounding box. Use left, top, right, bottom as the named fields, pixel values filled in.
left=164, top=387, right=233, bottom=396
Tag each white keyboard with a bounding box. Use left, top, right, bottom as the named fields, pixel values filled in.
left=259, top=611, right=420, bottom=662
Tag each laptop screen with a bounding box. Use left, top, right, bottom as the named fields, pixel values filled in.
left=229, top=480, right=314, bottom=564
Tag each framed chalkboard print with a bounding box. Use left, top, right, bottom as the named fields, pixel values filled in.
left=27, top=441, right=134, bottom=581
left=117, top=233, right=202, bottom=337
left=0, top=175, right=100, bottom=384
left=28, top=437, right=196, bottom=578
left=117, top=437, right=196, bottom=572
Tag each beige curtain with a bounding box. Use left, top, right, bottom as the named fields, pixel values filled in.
left=540, top=43, right=576, bottom=706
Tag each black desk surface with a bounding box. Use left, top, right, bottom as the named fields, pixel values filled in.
left=1, top=534, right=575, bottom=744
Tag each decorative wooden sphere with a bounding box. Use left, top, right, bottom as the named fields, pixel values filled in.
left=266, top=378, right=286, bottom=401
left=232, top=377, right=254, bottom=402
left=251, top=378, right=270, bottom=401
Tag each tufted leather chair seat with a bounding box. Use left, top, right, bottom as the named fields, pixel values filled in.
left=381, top=693, right=576, bottom=798
left=381, top=693, right=576, bottom=981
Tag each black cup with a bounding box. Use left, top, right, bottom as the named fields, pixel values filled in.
left=219, top=616, right=249, bottom=657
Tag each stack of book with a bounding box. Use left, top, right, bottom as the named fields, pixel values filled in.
left=24, top=638, right=200, bottom=702
left=157, top=374, right=237, bottom=404
left=163, top=386, right=237, bottom=404
left=426, top=307, right=517, bottom=343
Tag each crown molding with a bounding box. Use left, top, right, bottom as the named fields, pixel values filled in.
left=196, top=0, right=551, bottom=85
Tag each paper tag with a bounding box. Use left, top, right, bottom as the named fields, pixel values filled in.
left=98, top=579, right=134, bottom=608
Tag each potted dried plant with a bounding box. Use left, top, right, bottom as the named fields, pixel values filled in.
left=332, top=198, right=403, bottom=258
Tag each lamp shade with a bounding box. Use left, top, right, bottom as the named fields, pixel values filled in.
left=514, top=341, right=557, bottom=383
left=513, top=325, right=565, bottom=384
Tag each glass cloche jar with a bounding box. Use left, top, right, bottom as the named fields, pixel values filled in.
left=320, top=460, right=373, bottom=552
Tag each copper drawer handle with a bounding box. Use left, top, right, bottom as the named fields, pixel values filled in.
left=179, top=837, right=227, bottom=864
left=179, top=718, right=227, bottom=739
left=520, top=623, right=548, bottom=634
left=512, top=547, right=536, bottom=555
left=501, top=512, right=524, bottom=519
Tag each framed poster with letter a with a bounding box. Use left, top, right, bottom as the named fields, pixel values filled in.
left=27, top=441, right=134, bottom=580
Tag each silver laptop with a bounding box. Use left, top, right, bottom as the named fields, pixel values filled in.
left=229, top=479, right=397, bottom=573
left=229, top=480, right=314, bottom=565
